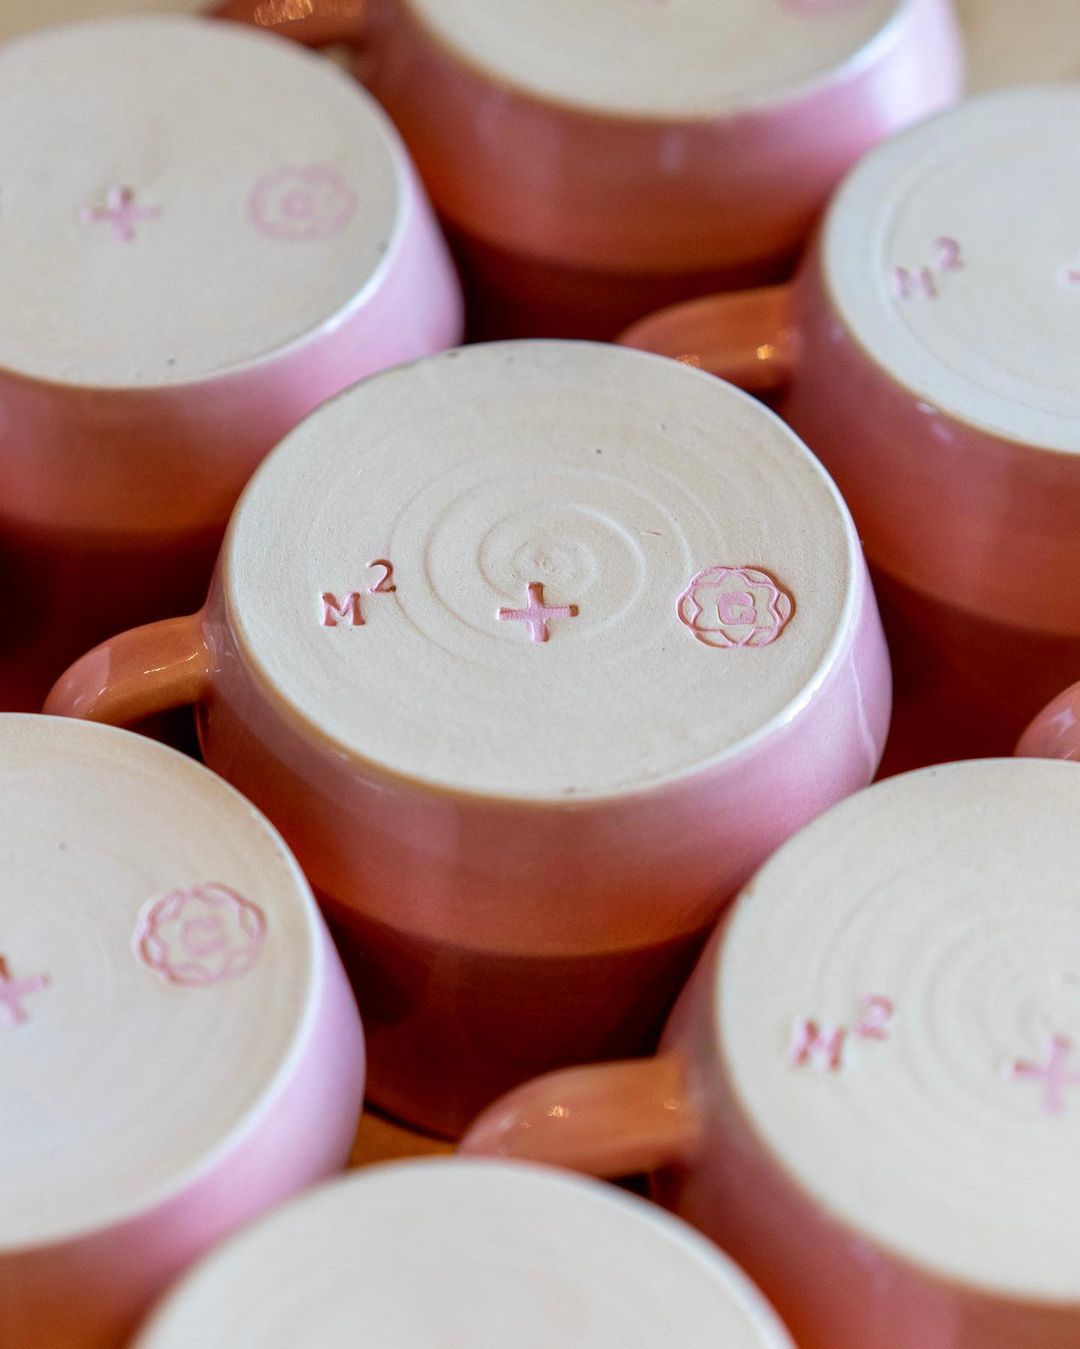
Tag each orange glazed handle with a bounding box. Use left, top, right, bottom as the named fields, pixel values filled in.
left=43, top=614, right=210, bottom=726
left=619, top=285, right=797, bottom=396
left=459, top=1056, right=703, bottom=1179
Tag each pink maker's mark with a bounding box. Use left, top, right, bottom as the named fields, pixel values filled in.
left=789, top=995, right=894, bottom=1072
left=893, top=265, right=938, bottom=301
left=677, top=566, right=793, bottom=650
left=936, top=237, right=964, bottom=273
left=80, top=186, right=161, bottom=243
left=321, top=564, right=397, bottom=624
left=498, top=582, right=579, bottom=644
left=788, top=1019, right=847, bottom=1072
left=1009, top=1035, right=1080, bottom=1115
left=0, top=956, right=50, bottom=1030
left=322, top=591, right=365, bottom=627
left=855, top=995, right=895, bottom=1041
left=893, top=238, right=964, bottom=301
left=136, top=884, right=267, bottom=988
left=249, top=167, right=357, bottom=242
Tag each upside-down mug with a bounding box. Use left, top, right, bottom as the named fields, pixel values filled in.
left=320, top=0, right=963, bottom=339
left=622, top=85, right=1080, bottom=768
left=464, top=758, right=1080, bottom=1349
left=0, top=714, right=364, bottom=1349
left=131, top=1159, right=794, bottom=1348
left=46, top=340, right=891, bottom=1137
left=0, top=15, right=461, bottom=710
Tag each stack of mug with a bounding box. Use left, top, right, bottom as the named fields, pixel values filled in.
left=4, top=4, right=1080, bottom=1347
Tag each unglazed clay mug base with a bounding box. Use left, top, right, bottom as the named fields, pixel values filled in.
left=358, top=0, right=961, bottom=338
left=0, top=715, right=364, bottom=1349
left=46, top=340, right=890, bottom=1138
left=622, top=86, right=1080, bottom=764
left=463, top=759, right=1080, bottom=1349
left=132, top=1160, right=794, bottom=1348
left=0, top=15, right=461, bottom=706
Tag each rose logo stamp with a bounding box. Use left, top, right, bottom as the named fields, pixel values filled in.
left=248, top=166, right=357, bottom=242
left=136, top=883, right=267, bottom=987
left=677, top=566, right=793, bottom=649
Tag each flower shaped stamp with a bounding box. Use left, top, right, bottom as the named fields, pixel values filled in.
left=677, top=565, right=794, bottom=649
left=136, top=883, right=267, bottom=987
left=248, top=166, right=357, bottom=242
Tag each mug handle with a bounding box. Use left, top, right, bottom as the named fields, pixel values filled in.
left=43, top=613, right=211, bottom=726
left=1016, top=682, right=1080, bottom=762
left=209, top=0, right=367, bottom=49
left=458, top=1055, right=703, bottom=1178
left=618, top=284, right=797, bottom=396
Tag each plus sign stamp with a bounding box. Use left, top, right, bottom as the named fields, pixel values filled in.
left=0, top=715, right=364, bottom=1349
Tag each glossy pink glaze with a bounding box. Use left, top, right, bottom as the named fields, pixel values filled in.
left=360, top=0, right=961, bottom=336
left=622, top=242, right=1080, bottom=764
left=45, top=560, right=890, bottom=1138
left=0, top=923, right=364, bottom=1349
left=461, top=929, right=1080, bottom=1348
left=0, top=159, right=462, bottom=711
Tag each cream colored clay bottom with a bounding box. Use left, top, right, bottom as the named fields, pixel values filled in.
left=227, top=341, right=858, bottom=800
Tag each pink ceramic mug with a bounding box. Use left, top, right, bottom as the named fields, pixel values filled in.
left=0, top=15, right=461, bottom=710
left=621, top=86, right=1080, bottom=769
left=131, top=1159, right=794, bottom=1348
left=0, top=714, right=364, bottom=1349
left=46, top=340, right=891, bottom=1138
left=464, top=758, right=1080, bottom=1349
left=302, top=0, right=963, bottom=339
